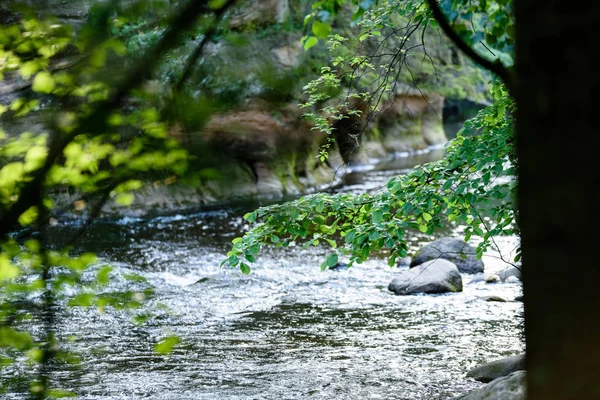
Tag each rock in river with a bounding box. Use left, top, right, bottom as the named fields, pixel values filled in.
left=467, top=354, right=525, bottom=383
left=389, top=259, right=463, bottom=295
left=410, top=237, right=484, bottom=274
left=452, top=371, right=526, bottom=400
left=469, top=273, right=501, bottom=284
left=498, top=267, right=522, bottom=282
left=329, top=262, right=349, bottom=271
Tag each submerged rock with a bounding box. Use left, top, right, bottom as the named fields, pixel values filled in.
left=469, top=273, right=485, bottom=283
left=329, top=262, right=349, bottom=271
left=452, top=371, right=526, bottom=400
left=498, top=267, right=522, bottom=282
left=389, top=259, right=463, bottom=295
left=484, top=296, right=507, bottom=303
left=467, top=354, right=525, bottom=383
left=469, top=273, right=501, bottom=284
left=397, top=256, right=412, bottom=267
left=410, top=237, right=484, bottom=274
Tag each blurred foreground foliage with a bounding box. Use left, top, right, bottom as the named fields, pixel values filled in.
left=0, top=0, right=237, bottom=397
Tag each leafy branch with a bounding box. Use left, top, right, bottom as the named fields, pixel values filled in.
left=424, top=0, right=514, bottom=91
left=224, top=82, right=517, bottom=273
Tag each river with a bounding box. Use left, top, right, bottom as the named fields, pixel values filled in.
left=3, top=146, right=523, bottom=399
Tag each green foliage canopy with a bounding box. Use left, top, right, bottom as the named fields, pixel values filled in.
left=224, top=0, right=517, bottom=274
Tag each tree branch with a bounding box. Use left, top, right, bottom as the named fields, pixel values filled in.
left=0, top=0, right=230, bottom=239
left=425, top=0, right=514, bottom=92
left=174, top=0, right=237, bottom=92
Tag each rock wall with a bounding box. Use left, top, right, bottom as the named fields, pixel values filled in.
left=0, top=0, right=480, bottom=214
left=1, top=0, right=167, bottom=23
left=356, top=90, right=446, bottom=162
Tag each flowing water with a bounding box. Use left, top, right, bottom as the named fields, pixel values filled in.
left=3, top=147, right=524, bottom=399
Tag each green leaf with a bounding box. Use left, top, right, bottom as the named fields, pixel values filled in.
left=115, top=193, right=134, bottom=206
left=240, top=262, right=251, bottom=275
left=154, top=336, right=180, bottom=355
left=0, top=255, right=20, bottom=281
left=208, top=0, right=227, bottom=9
left=372, top=210, right=383, bottom=223
left=244, top=212, right=257, bottom=223
left=67, top=294, right=94, bottom=307
left=25, top=146, right=47, bottom=172
left=325, top=253, right=338, bottom=267
left=312, top=21, right=331, bottom=39
left=302, top=36, right=319, bottom=50
left=97, top=266, right=112, bottom=286
left=464, top=231, right=472, bottom=242
left=325, top=238, right=337, bottom=248
left=422, top=212, right=432, bottom=222
left=19, top=61, right=41, bottom=79
left=345, top=230, right=356, bottom=243
left=32, top=72, right=55, bottom=94
left=483, top=172, right=491, bottom=184
left=316, top=199, right=325, bottom=212
left=18, top=206, right=39, bottom=226
left=227, top=255, right=239, bottom=266
left=89, top=49, right=107, bottom=67
left=387, top=255, right=397, bottom=267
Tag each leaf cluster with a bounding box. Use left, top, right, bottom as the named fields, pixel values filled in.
left=225, top=82, right=517, bottom=273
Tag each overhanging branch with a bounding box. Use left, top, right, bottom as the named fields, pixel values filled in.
left=425, top=0, right=514, bottom=92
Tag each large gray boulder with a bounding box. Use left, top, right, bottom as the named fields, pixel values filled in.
left=410, top=237, right=484, bottom=274
left=389, top=259, right=463, bottom=295
left=452, top=371, right=526, bottom=400
left=467, top=354, right=525, bottom=383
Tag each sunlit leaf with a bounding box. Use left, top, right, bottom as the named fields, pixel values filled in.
left=155, top=336, right=180, bottom=355
left=312, top=21, right=331, bottom=39
left=18, top=206, right=39, bottom=226
left=32, top=71, right=55, bottom=93
left=302, top=36, right=318, bottom=50
left=0, top=254, right=20, bottom=281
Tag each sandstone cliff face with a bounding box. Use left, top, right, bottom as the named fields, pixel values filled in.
left=186, top=3, right=451, bottom=198
left=2, top=0, right=95, bottom=20
left=0, top=0, right=477, bottom=213
left=229, top=0, right=290, bottom=28
left=375, top=91, right=446, bottom=153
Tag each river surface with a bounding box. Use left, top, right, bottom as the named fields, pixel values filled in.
left=4, top=147, right=524, bottom=399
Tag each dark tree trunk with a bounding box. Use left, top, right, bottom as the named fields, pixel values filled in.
left=515, top=1, right=600, bottom=399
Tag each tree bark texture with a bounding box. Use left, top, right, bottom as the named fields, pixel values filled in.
left=515, top=1, right=600, bottom=399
